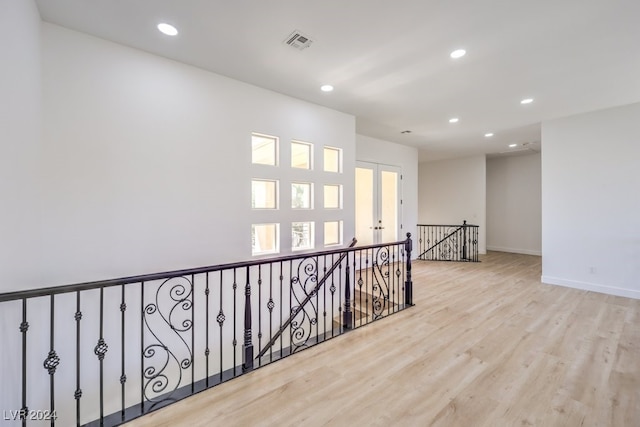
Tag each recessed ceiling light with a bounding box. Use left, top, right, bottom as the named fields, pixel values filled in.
left=449, top=117, right=459, bottom=123
left=520, top=98, right=534, bottom=104
left=450, top=49, right=466, bottom=59
left=157, top=23, right=178, bottom=36
left=509, top=143, right=518, bottom=148
left=320, top=84, right=334, bottom=92
left=484, top=133, right=494, bottom=137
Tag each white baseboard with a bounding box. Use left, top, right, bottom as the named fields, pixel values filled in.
left=541, top=276, right=640, bottom=300
left=486, top=246, right=542, bottom=256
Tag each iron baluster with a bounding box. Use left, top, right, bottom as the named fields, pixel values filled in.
left=44, top=294, right=59, bottom=427
left=232, top=269, right=237, bottom=375
left=205, top=273, right=210, bottom=387
left=140, top=282, right=145, bottom=413
left=279, top=262, right=283, bottom=358
left=218, top=270, right=224, bottom=382
left=267, top=263, right=274, bottom=361
left=191, top=274, right=195, bottom=394
left=95, top=287, right=108, bottom=424
left=322, top=256, right=327, bottom=341
left=365, top=251, right=370, bottom=325
left=329, top=254, right=336, bottom=338
left=387, top=245, right=392, bottom=316
left=75, top=291, right=82, bottom=426
left=405, top=233, right=413, bottom=306
left=257, top=265, right=262, bottom=367
left=20, top=298, right=28, bottom=427
left=120, top=285, right=126, bottom=421
left=343, top=252, right=353, bottom=330
left=357, top=249, right=363, bottom=328
left=315, top=256, right=320, bottom=341
left=242, top=267, right=253, bottom=372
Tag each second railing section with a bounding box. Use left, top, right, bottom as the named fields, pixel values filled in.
left=417, top=221, right=479, bottom=262
left=0, top=235, right=413, bottom=427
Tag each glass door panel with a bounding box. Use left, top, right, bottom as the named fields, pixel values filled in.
left=355, top=162, right=401, bottom=245
left=380, top=169, right=399, bottom=243
left=355, top=166, right=375, bottom=246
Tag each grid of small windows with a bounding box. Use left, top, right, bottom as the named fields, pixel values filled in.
left=251, top=134, right=343, bottom=255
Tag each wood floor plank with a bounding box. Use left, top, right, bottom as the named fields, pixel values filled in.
left=125, top=252, right=640, bottom=427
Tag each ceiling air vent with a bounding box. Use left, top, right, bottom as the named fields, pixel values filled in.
left=284, top=30, right=314, bottom=51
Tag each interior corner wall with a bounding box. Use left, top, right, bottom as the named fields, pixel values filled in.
left=39, top=23, right=355, bottom=288
left=486, top=153, right=541, bottom=255
left=542, top=102, right=640, bottom=299
left=0, top=0, right=42, bottom=291
left=355, top=134, right=419, bottom=246
left=418, top=155, right=486, bottom=254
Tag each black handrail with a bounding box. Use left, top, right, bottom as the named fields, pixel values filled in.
left=257, top=238, right=357, bottom=359
left=1, top=241, right=386, bottom=303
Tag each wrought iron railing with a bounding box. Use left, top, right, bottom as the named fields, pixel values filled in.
left=417, top=221, right=479, bottom=262
left=0, top=234, right=413, bottom=427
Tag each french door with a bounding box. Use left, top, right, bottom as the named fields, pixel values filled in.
left=355, top=161, right=402, bottom=245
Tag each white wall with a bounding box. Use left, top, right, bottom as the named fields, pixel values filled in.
left=0, top=0, right=42, bottom=291
left=418, top=155, right=487, bottom=253
left=487, top=153, right=542, bottom=255
left=542, top=102, right=640, bottom=299
left=355, top=134, right=419, bottom=247
left=0, top=0, right=43, bottom=418
left=39, top=23, right=356, bottom=288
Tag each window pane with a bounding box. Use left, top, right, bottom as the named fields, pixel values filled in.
left=252, top=134, right=277, bottom=165
left=252, top=224, right=279, bottom=255
left=324, top=221, right=342, bottom=246
left=323, top=184, right=341, bottom=209
left=252, top=179, right=278, bottom=209
left=323, top=147, right=341, bottom=173
left=291, top=141, right=312, bottom=169
left=292, top=221, right=314, bottom=251
left=291, top=182, right=312, bottom=209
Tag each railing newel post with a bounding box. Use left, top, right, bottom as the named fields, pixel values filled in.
left=405, top=233, right=413, bottom=306
left=242, top=267, right=254, bottom=372
left=462, top=220, right=468, bottom=261
left=342, top=251, right=353, bottom=330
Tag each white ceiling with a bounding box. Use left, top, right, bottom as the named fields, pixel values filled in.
left=35, top=0, right=640, bottom=162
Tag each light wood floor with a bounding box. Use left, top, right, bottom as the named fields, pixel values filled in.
left=126, top=252, right=640, bottom=426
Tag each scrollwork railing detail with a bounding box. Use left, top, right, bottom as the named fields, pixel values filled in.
left=142, top=276, right=193, bottom=403
left=371, top=246, right=391, bottom=319
left=290, top=257, right=318, bottom=352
